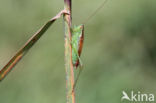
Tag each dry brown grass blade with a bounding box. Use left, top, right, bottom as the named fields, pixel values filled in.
left=0, top=9, right=69, bottom=81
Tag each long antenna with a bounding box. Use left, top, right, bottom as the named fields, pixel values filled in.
left=82, top=0, right=108, bottom=24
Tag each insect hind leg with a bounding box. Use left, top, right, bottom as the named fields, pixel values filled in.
left=71, top=54, right=83, bottom=94
left=77, top=55, right=83, bottom=68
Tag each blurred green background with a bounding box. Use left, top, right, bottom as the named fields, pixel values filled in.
left=0, top=0, right=156, bottom=103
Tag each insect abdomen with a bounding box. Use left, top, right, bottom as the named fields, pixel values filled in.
left=72, top=25, right=84, bottom=68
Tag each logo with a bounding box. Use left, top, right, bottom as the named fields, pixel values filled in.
left=121, top=91, right=154, bottom=102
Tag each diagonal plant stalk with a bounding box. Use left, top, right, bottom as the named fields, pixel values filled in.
left=0, top=9, right=69, bottom=81
left=63, top=0, right=75, bottom=103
